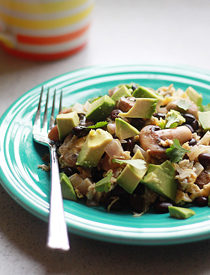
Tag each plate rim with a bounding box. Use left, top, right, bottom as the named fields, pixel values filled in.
left=0, top=64, right=210, bottom=246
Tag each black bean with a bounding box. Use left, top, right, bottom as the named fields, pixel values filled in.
left=134, top=184, right=145, bottom=195
left=60, top=167, right=77, bottom=177
left=105, top=193, right=130, bottom=212
left=185, top=124, right=194, bottom=133
left=188, top=138, right=197, bottom=146
left=54, top=140, right=62, bottom=148
left=194, top=196, right=208, bottom=207
left=78, top=113, right=86, bottom=125
left=110, top=109, right=121, bottom=120
left=109, top=185, right=128, bottom=197
left=191, top=119, right=199, bottom=131
left=182, top=114, right=199, bottom=132
left=195, top=170, right=210, bottom=188
left=182, top=113, right=196, bottom=124
left=152, top=125, right=161, bottom=131
left=91, top=167, right=104, bottom=182
left=130, top=118, right=145, bottom=130
left=129, top=194, right=145, bottom=213
left=131, top=83, right=138, bottom=91
left=105, top=197, right=123, bottom=211
left=72, top=125, right=89, bottom=137
left=153, top=201, right=173, bottom=214
left=153, top=113, right=166, bottom=119
left=122, top=138, right=135, bottom=152
left=198, top=153, right=210, bottom=168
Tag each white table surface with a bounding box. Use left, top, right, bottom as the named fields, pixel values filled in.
left=0, top=0, right=210, bottom=274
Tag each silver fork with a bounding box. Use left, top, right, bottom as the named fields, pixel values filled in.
left=33, top=86, right=70, bottom=251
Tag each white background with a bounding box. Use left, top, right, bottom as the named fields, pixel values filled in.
left=0, top=1, right=210, bottom=274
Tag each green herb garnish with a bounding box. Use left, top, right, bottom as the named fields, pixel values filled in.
left=88, top=121, right=108, bottom=129
left=95, top=171, right=112, bottom=192
left=166, top=139, right=189, bottom=163
left=112, top=158, right=147, bottom=170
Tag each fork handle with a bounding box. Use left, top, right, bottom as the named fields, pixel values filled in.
left=47, top=144, right=70, bottom=251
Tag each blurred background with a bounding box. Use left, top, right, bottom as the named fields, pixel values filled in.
left=0, top=0, right=210, bottom=274
left=1, top=0, right=210, bottom=115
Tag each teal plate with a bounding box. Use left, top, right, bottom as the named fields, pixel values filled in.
left=0, top=65, right=210, bottom=245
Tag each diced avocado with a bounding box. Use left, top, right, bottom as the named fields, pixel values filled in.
left=86, top=95, right=115, bottom=122
left=116, top=150, right=147, bottom=194
left=115, top=118, right=139, bottom=140
left=60, top=172, right=77, bottom=201
left=203, top=103, right=210, bottom=112
left=141, top=160, right=177, bottom=201
left=198, top=111, right=210, bottom=131
left=168, top=206, right=195, bottom=219
left=161, top=160, right=176, bottom=177
left=76, top=129, right=113, bottom=167
left=111, top=85, right=132, bottom=102
left=208, top=195, right=210, bottom=207
left=56, top=112, right=79, bottom=140
left=119, top=98, right=157, bottom=119
left=186, top=86, right=203, bottom=109
left=132, top=86, right=161, bottom=100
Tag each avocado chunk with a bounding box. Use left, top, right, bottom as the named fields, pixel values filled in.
left=115, top=118, right=139, bottom=140
left=119, top=98, right=157, bottom=119
left=111, top=85, right=132, bottom=102
left=56, top=111, right=79, bottom=140
left=186, top=86, right=203, bottom=109
left=132, top=86, right=161, bottom=100
left=141, top=160, right=177, bottom=201
left=116, top=150, right=147, bottom=194
left=168, top=206, right=195, bottom=219
left=198, top=111, right=210, bottom=131
left=60, top=172, right=77, bottom=201
left=208, top=195, right=210, bottom=207
left=86, top=95, right=115, bottom=122
left=76, top=129, right=113, bottom=167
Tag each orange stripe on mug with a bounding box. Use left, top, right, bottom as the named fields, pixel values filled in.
left=2, top=42, right=87, bottom=61
left=17, top=24, right=90, bottom=45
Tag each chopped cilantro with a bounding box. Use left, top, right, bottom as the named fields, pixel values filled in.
left=95, top=171, right=112, bottom=192
left=112, top=158, right=147, bottom=170
left=166, top=139, right=189, bottom=163
left=88, top=121, right=108, bottom=129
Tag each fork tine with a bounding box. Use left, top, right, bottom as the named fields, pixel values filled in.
left=49, top=89, right=56, bottom=130
left=42, top=88, right=49, bottom=132
left=59, top=90, right=63, bottom=113
left=34, top=86, right=44, bottom=129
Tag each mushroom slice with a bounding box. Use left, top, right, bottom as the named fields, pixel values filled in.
left=117, top=97, right=135, bottom=112
left=166, top=99, right=199, bottom=119
left=139, top=125, right=192, bottom=160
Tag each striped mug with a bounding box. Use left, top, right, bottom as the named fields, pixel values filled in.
left=0, top=0, right=93, bottom=61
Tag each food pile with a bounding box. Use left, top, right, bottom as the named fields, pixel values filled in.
left=48, top=83, right=210, bottom=218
